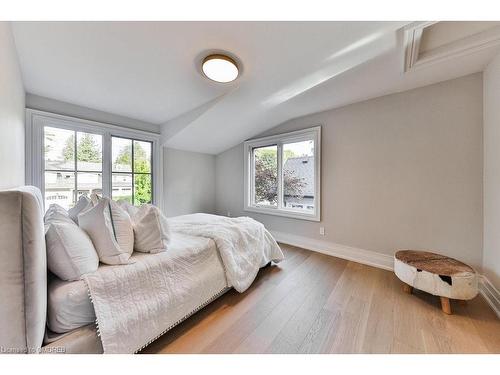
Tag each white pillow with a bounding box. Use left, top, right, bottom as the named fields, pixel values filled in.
left=117, top=200, right=139, bottom=218
left=44, top=204, right=99, bottom=281
left=45, top=203, right=71, bottom=224
left=125, top=203, right=170, bottom=253
left=78, top=198, right=134, bottom=265
left=67, top=195, right=91, bottom=224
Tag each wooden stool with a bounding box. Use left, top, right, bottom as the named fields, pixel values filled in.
left=394, top=250, right=478, bottom=315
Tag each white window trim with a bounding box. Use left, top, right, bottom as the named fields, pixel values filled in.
left=243, top=126, right=321, bottom=222
left=25, top=109, right=163, bottom=210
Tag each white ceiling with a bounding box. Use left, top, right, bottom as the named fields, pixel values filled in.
left=11, top=21, right=500, bottom=154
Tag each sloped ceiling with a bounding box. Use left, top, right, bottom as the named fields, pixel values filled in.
left=11, top=21, right=500, bottom=154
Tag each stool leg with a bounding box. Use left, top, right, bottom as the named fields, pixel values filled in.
left=440, top=297, right=451, bottom=314
left=402, top=283, right=413, bottom=294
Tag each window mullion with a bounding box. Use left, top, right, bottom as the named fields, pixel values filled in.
left=102, top=132, right=112, bottom=199
left=277, top=142, right=283, bottom=210
left=73, top=130, right=78, bottom=204
left=131, top=141, right=135, bottom=205
left=251, top=149, right=256, bottom=206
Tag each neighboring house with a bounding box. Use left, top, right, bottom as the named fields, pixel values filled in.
left=283, top=156, right=315, bottom=211
left=45, top=160, right=133, bottom=209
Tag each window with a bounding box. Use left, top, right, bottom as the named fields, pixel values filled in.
left=27, top=110, right=161, bottom=211
left=111, top=137, right=152, bottom=205
left=44, top=127, right=103, bottom=210
left=253, top=145, right=278, bottom=207
left=244, top=126, right=321, bottom=221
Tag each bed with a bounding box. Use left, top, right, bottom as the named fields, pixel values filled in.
left=45, top=232, right=228, bottom=353
left=0, top=187, right=283, bottom=354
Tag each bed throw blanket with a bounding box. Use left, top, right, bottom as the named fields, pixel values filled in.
left=83, top=214, right=283, bottom=353
left=169, top=213, right=284, bottom=292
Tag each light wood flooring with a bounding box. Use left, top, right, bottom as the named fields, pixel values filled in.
left=142, top=244, right=500, bottom=354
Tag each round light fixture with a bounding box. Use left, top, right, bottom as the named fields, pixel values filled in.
left=202, top=54, right=239, bottom=83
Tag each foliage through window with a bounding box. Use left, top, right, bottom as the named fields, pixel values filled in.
left=253, top=145, right=278, bottom=206
left=112, top=137, right=152, bottom=205
left=245, top=127, right=320, bottom=221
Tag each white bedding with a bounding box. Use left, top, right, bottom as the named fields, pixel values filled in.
left=169, top=213, right=284, bottom=292
left=48, top=232, right=224, bottom=335
left=83, top=231, right=228, bottom=353
left=83, top=213, right=283, bottom=353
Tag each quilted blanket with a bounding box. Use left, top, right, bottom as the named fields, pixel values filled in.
left=83, top=214, right=284, bottom=353
left=169, top=213, right=284, bottom=292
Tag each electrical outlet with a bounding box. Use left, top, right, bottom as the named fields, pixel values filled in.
left=319, top=227, right=325, bottom=236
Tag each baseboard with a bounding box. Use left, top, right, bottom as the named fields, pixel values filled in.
left=271, top=230, right=500, bottom=318
left=479, top=276, right=500, bottom=318
left=270, top=230, right=394, bottom=271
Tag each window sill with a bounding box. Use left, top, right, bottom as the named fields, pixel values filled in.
left=244, top=205, right=320, bottom=222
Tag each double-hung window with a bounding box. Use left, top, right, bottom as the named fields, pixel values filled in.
left=26, top=110, right=161, bottom=211
left=244, top=126, right=321, bottom=221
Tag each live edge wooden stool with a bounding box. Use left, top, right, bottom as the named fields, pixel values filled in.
left=394, top=250, right=478, bottom=315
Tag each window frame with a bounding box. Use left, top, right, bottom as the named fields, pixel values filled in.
left=26, top=109, right=162, bottom=210
left=243, top=126, right=321, bottom=221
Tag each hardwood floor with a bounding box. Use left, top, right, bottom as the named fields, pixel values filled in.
left=141, top=244, right=500, bottom=354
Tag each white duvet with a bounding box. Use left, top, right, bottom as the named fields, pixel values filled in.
left=83, top=213, right=284, bottom=353
left=169, top=213, right=284, bottom=292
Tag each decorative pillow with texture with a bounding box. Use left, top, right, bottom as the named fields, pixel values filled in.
left=78, top=198, right=134, bottom=265
left=44, top=204, right=99, bottom=281
left=67, top=195, right=91, bottom=224
left=129, top=204, right=170, bottom=253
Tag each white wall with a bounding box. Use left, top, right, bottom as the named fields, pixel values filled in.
left=483, top=54, right=500, bottom=289
left=26, top=93, right=160, bottom=134
left=0, top=22, right=25, bottom=190
left=163, top=147, right=216, bottom=217
left=216, top=74, right=484, bottom=269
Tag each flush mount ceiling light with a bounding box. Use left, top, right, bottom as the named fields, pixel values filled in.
left=202, top=54, right=239, bottom=83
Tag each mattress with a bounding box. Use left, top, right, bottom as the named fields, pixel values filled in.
left=47, top=232, right=226, bottom=335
